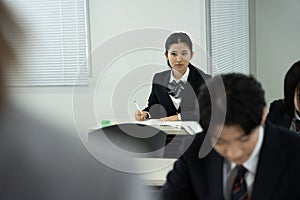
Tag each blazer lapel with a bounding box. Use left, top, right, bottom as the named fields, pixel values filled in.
left=250, top=123, right=287, bottom=200
left=158, top=71, right=178, bottom=114
left=179, top=65, right=199, bottom=110
left=282, top=113, right=292, bottom=128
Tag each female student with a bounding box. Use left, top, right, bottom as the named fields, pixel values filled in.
left=135, top=32, right=210, bottom=121
left=267, top=60, right=300, bottom=133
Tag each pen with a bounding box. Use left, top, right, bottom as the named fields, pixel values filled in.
left=134, top=100, right=143, bottom=114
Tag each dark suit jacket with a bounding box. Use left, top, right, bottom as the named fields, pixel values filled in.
left=267, top=99, right=292, bottom=129
left=159, top=122, right=300, bottom=199
left=143, top=64, right=210, bottom=121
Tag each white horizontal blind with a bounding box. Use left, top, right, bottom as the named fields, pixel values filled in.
left=209, top=0, right=250, bottom=75
left=6, top=0, right=89, bottom=86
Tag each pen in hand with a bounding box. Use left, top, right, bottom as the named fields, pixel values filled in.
left=134, top=100, right=146, bottom=120
left=134, top=100, right=143, bottom=114
left=134, top=100, right=151, bottom=120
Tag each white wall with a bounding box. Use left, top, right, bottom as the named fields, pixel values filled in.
left=89, top=0, right=207, bottom=123
left=255, top=0, right=300, bottom=105
left=10, top=0, right=207, bottom=133
left=11, top=0, right=299, bottom=133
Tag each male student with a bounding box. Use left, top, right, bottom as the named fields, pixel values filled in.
left=159, top=73, right=300, bottom=199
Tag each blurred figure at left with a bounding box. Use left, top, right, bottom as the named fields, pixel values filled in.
left=0, top=2, right=150, bottom=200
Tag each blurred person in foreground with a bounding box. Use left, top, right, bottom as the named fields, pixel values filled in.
left=0, top=2, right=149, bottom=199
left=159, top=73, right=300, bottom=199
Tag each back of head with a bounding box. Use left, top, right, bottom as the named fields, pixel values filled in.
left=198, top=73, right=266, bottom=135
left=284, top=60, right=300, bottom=117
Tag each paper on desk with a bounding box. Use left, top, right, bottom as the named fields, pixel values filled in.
left=181, top=121, right=203, bottom=135
left=138, top=119, right=181, bottom=129
left=138, top=120, right=202, bottom=135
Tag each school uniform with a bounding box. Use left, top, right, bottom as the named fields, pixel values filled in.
left=143, top=64, right=210, bottom=120
left=159, top=121, right=300, bottom=199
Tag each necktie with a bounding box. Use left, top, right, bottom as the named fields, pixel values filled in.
left=167, top=80, right=186, bottom=99
left=231, top=165, right=248, bottom=200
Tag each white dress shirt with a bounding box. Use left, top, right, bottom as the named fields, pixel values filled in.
left=223, top=126, right=264, bottom=200
left=168, top=67, right=189, bottom=120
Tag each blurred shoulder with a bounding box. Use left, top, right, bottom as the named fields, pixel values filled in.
left=269, top=99, right=284, bottom=110
left=266, top=121, right=300, bottom=150
left=189, top=64, right=211, bottom=80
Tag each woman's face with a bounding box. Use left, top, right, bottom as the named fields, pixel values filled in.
left=294, top=87, right=300, bottom=112
left=165, top=42, right=194, bottom=75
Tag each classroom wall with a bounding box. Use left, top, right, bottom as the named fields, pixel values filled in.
left=88, top=0, right=207, bottom=123
left=255, top=0, right=300, bottom=105
left=12, top=0, right=298, bottom=132
left=10, top=0, right=207, bottom=132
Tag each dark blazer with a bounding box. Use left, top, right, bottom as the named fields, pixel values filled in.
left=143, top=64, right=210, bottom=121
left=159, top=122, right=300, bottom=199
left=267, top=99, right=292, bottom=129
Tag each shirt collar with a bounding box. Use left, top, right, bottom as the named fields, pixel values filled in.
left=227, top=125, right=264, bottom=174
left=169, top=67, right=190, bottom=83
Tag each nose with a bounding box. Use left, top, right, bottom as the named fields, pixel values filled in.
left=224, top=144, right=243, bottom=163
left=176, top=55, right=183, bottom=62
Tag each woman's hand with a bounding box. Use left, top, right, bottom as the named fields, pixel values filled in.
left=135, top=110, right=148, bottom=121
left=159, top=114, right=179, bottom=121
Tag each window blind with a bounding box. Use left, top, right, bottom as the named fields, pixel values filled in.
left=5, top=0, right=89, bottom=86
left=209, top=0, right=250, bottom=75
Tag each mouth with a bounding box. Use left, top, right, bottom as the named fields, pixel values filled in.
left=175, top=64, right=184, bottom=67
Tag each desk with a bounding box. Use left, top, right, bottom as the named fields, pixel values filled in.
left=89, top=124, right=186, bottom=135
left=136, top=158, right=176, bottom=186
left=88, top=121, right=200, bottom=187
left=89, top=120, right=202, bottom=135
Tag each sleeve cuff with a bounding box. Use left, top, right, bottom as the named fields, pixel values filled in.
left=145, top=111, right=151, bottom=119
left=178, top=113, right=181, bottom=120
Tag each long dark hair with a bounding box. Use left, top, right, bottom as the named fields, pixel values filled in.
left=284, top=60, right=300, bottom=117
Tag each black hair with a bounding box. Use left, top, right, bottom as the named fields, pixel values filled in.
left=165, top=32, right=193, bottom=68
left=284, top=60, right=300, bottom=117
left=165, top=32, right=193, bottom=52
left=198, top=73, right=266, bottom=135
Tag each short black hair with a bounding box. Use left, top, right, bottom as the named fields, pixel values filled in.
left=284, top=60, right=300, bottom=117
left=198, top=73, right=266, bottom=135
